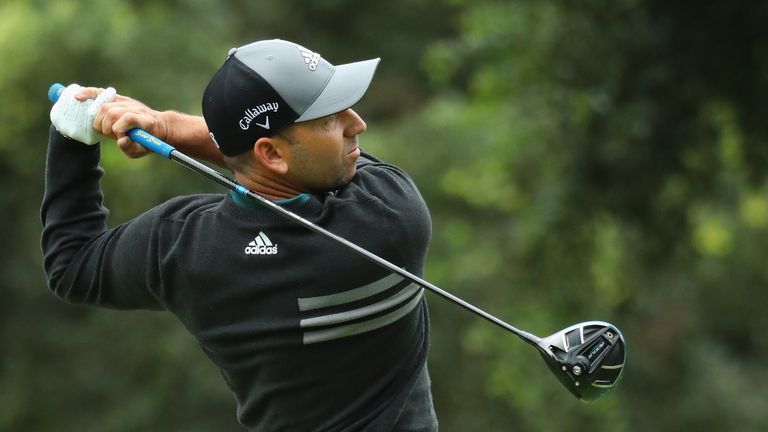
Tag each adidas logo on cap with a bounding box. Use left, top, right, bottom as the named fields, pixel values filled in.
left=299, top=48, right=321, bottom=71
left=245, top=231, right=278, bottom=255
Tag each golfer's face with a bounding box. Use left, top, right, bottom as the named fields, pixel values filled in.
left=283, top=109, right=366, bottom=192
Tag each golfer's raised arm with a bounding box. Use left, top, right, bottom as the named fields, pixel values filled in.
left=75, top=86, right=225, bottom=168
left=40, top=126, right=166, bottom=310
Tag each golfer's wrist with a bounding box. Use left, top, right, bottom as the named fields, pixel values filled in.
left=157, top=110, right=181, bottom=145
left=158, top=111, right=208, bottom=144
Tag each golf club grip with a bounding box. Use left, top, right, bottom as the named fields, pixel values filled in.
left=46, top=82, right=542, bottom=346
left=47, top=83, right=175, bottom=158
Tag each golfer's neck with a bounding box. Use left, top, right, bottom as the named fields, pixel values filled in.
left=234, top=174, right=303, bottom=201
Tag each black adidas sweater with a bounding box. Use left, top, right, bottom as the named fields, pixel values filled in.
left=41, top=127, right=433, bottom=431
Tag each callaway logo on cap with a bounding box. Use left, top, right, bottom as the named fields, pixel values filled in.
left=202, top=39, right=381, bottom=156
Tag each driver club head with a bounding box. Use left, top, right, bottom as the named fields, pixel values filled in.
left=535, top=321, right=626, bottom=401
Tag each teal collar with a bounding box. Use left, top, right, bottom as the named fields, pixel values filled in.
left=229, top=190, right=311, bottom=209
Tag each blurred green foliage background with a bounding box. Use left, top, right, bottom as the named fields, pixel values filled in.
left=2, top=0, right=767, bottom=430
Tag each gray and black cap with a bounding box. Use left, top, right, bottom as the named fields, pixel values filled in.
left=202, top=39, right=381, bottom=156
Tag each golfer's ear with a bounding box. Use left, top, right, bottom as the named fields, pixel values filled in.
left=254, top=137, right=288, bottom=174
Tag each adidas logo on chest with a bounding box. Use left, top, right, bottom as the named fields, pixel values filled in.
left=245, top=231, right=278, bottom=255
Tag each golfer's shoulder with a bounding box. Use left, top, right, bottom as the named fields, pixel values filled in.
left=355, top=152, right=420, bottom=196
left=151, top=193, right=224, bottom=223
left=348, top=153, right=429, bottom=228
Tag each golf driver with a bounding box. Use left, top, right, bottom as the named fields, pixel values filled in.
left=48, top=83, right=626, bottom=401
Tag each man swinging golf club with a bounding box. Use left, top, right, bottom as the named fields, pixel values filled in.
left=43, top=39, right=438, bottom=431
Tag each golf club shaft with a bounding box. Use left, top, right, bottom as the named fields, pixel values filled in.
left=48, top=83, right=541, bottom=346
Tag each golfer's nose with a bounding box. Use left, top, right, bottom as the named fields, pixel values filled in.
left=342, top=109, right=367, bottom=137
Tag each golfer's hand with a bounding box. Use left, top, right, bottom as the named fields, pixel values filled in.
left=50, top=84, right=116, bottom=145
left=74, top=87, right=169, bottom=159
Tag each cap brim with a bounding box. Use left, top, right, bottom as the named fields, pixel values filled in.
left=296, top=58, right=380, bottom=122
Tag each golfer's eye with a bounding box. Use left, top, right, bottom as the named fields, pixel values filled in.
left=322, top=115, right=337, bottom=127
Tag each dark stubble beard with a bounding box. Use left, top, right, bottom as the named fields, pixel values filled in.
left=305, top=163, right=357, bottom=194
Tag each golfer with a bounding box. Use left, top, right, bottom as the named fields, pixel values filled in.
left=42, top=39, right=437, bottom=431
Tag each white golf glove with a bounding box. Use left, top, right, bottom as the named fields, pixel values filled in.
left=50, top=84, right=117, bottom=145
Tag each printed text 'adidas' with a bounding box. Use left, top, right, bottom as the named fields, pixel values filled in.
left=245, top=231, right=278, bottom=255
